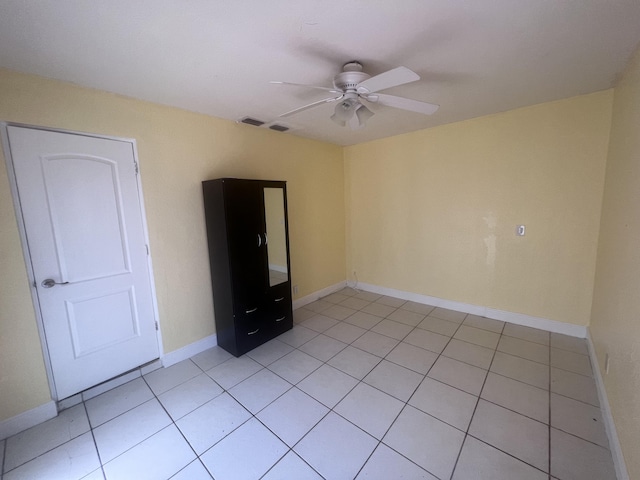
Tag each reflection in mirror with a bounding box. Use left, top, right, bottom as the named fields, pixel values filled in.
left=264, top=187, right=288, bottom=286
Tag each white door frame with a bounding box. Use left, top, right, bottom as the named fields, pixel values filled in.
left=1, top=122, right=164, bottom=401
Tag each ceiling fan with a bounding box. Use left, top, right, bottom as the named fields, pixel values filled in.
left=271, top=61, right=439, bottom=129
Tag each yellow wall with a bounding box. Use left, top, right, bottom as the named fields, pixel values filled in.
left=590, top=45, right=640, bottom=479
left=345, top=91, right=613, bottom=325
left=0, top=69, right=345, bottom=422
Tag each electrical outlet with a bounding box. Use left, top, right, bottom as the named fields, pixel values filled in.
left=605, top=353, right=610, bottom=374
left=293, top=285, right=299, bottom=295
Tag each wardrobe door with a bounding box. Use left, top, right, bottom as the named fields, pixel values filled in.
left=261, top=182, right=293, bottom=338
left=222, top=180, right=270, bottom=353
left=223, top=180, right=265, bottom=306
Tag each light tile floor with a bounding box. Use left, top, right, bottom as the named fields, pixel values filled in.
left=1, top=288, right=617, bottom=480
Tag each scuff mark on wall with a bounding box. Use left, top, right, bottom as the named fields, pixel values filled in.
left=483, top=212, right=497, bottom=267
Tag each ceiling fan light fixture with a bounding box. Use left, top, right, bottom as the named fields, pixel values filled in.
left=331, top=98, right=358, bottom=127
left=355, top=103, right=374, bottom=127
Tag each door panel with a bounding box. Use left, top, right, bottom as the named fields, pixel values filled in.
left=66, top=287, right=140, bottom=357
left=42, top=155, right=131, bottom=281
left=7, top=126, right=159, bottom=399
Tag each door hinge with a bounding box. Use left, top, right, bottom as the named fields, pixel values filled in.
left=133, top=159, right=139, bottom=175
left=32, top=280, right=36, bottom=288
left=145, top=244, right=149, bottom=255
left=155, top=321, right=159, bottom=331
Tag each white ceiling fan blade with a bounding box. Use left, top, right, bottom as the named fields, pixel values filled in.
left=279, top=95, right=342, bottom=118
left=368, top=93, right=439, bottom=115
left=270, top=81, right=342, bottom=94
left=356, top=66, right=420, bottom=94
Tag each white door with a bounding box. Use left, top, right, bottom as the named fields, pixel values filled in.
left=7, top=126, right=159, bottom=399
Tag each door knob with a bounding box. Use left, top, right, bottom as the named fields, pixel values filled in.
left=41, top=279, right=69, bottom=288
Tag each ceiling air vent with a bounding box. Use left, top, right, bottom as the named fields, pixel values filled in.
left=238, top=116, right=265, bottom=127
left=269, top=124, right=290, bottom=132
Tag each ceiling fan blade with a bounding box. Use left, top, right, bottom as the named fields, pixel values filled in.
left=367, top=93, right=439, bottom=115
left=279, top=95, right=343, bottom=118
left=270, top=81, right=342, bottom=94
left=356, top=66, right=420, bottom=94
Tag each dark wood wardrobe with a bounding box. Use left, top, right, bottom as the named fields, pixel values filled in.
left=202, top=178, right=293, bottom=356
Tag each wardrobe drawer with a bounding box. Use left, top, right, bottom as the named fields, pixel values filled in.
left=266, top=284, right=290, bottom=309
left=235, top=318, right=265, bottom=351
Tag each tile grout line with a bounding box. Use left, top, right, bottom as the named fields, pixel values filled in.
left=495, top=346, right=592, bottom=378
left=463, top=432, right=550, bottom=477
left=487, top=366, right=597, bottom=407
left=256, top=397, right=328, bottom=480
left=411, top=311, right=469, bottom=480
left=81, top=401, right=106, bottom=479
left=412, top=380, right=545, bottom=432
left=448, top=315, right=506, bottom=480
left=548, top=424, right=614, bottom=450
left=1, top=405, right=94, bottom=476
left=140, top=371, right=207, bottom=478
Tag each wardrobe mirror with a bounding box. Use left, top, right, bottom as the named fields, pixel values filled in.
left=264, top=187, right=288, bottom=286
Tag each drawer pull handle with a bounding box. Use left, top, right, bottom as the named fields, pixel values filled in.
left=248, top=328, right=260, bottom=335
left=274, top=297, right=285, bottom=302
left=275, top=316, right=286, bottom=322
left=245, top=307, right=258, bottom=314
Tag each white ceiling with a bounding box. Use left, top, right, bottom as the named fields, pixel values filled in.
left=1, top=1, right=639, bottom=146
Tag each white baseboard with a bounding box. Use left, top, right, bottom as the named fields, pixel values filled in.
left=162, top=333, right=218, bottom=368
left=484, top=307, right=587, bottom=338
left=585, top=331, right=629, bottom=480
left=293, top=281, right=347, bottom=310
left=356, top=282, right=588, bottom=338
left=0, top=401, right=57, bottom=440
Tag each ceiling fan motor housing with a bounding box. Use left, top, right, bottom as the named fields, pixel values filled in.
left=334, top=61, right=370, bottom=91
